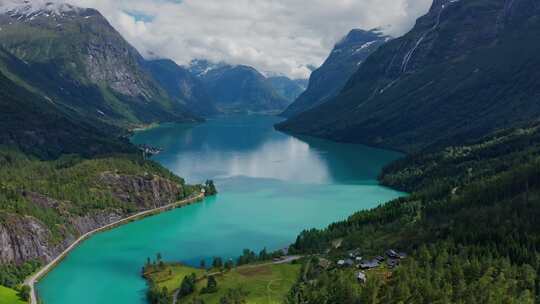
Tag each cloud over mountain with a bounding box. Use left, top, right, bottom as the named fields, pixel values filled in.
left=1, top=0, right=432, bottom=78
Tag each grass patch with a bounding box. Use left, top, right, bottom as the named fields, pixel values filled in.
left=147, top=263, right=301, bottom=304
left=0, top=286, right=25, bottom=304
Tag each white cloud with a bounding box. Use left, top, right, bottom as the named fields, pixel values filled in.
left=38, top=0, right=434, bottom=78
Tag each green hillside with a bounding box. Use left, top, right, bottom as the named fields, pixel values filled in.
left=278, top=0, right=540, bottom=153
left=0, top=6, right=197, bottom=128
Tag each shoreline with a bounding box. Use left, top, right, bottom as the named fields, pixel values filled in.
left=24, top=192, right=207, bottom=304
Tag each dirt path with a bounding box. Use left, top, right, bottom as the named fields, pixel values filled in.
left=25, top=192, right=206, bottom=304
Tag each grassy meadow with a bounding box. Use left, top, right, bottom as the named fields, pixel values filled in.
left=145, top=262, right=301, bottom=304
left=0, top=286, right=25, bottom=304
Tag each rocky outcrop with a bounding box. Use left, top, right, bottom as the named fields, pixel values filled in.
left=0, top=215, right=60, bottom=264
left=99, top=172, right=183, bottom=209
left=0, top=173, right=184, bottom=265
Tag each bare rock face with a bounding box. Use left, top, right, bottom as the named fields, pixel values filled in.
left=70, top=210, right=123, bottom=236
left=99, top=172, right=183, bottom=209
left=0, top=215, right=61, bottom=264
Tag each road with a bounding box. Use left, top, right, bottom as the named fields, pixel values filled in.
left=24, top=192, right=205, bottom=304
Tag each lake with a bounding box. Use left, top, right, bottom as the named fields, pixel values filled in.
left=37, top=115, right=404, bottom=304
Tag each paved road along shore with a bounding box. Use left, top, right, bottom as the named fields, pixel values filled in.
left=25, top=192, right=206, bottom=304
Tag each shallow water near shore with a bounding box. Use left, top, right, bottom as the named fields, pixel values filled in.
left=37, top=115, right=404, bottom=304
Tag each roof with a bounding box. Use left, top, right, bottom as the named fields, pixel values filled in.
left=359, top=259, right=379, bottom=269
left=386, top=249, right=407, bottom=259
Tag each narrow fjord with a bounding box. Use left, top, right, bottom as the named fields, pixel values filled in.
left=36, top=115, right=403, bottom=304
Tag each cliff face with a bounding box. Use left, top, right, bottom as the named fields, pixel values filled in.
left=0, top=173, right=183, bottom=265
left=99, top=172, right=183, bottom=209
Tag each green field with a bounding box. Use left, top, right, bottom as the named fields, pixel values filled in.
left=0, top=286, right=25, bottom=304
left=146, top=263, right=301, bottom=304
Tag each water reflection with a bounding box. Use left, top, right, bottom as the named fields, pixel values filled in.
left=132, top=115, right=403, bottom=185
left=169, top=136, right=331, bottom=184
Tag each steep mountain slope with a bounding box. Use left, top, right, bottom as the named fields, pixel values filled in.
left=190, top=60, right=291, bottom=113
left=0, top=47, right=133, bottom=158
left=143, top=59, right=219, bottom=117
left=267, top=76, right=307, bottom=103
left=0, top=1, right=197, bottom=128
left=282, top=29, right=389, bottom=118
left=278, top=0, right=540, bottom=153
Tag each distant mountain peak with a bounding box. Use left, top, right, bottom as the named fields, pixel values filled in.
left=281, top=27, right=390, bottom=118
left=0, top=0, right=84, bottom=17
left=335, top=28, right=391, bottom=50
left=188, top=59, right=230, bottom=77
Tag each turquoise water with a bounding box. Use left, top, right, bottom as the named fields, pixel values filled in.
left=37, top=115, right=404, bottom=304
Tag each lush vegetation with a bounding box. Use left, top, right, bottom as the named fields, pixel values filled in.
left=285, top=124, right=540, bottom=303
left=0, top=260, right=40, bottom=289
left=0, top=285, right=26, bottom=304
left=0, top=148, right=188, bottom=241
left=145, top=260, right=301, bottom=304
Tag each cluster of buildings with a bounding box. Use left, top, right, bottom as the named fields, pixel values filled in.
left=336, top=249, right=407, bottom=283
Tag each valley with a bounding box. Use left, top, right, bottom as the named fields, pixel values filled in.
left=1, top=0, right=540, bottom=303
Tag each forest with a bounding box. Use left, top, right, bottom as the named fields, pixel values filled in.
left=285, top=123, right=540, bottom=303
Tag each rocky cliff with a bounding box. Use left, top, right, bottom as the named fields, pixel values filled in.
left=0, top=173, right=183, bottom=265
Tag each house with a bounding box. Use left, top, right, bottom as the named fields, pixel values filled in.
left=338, top=259, right=354, bottom=267
left=386, top=249, right=407, bottom=259
left=357, top=271, right=367, bottom=283
left=355, top=256, right=363, bottom=263
left=375, top=255, right=385, bottom=262
left=359, top=259, right=379, bottom=270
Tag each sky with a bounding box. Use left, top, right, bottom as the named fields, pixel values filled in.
left=66, top=0, right=432, bottom=78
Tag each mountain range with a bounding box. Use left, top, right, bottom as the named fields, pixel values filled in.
left=189, top=60, right=302, bottom=114
left=0, top=1, right=305, bottom=157
left=277, top=0, right=540, bottom=153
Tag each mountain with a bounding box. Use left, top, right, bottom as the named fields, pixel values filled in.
left=189, top=60, right=291, bottom=113
left=0, top=46, right=133, bottom=158
left=143, top=59, right=219, bottom=117
left=267, top=76, right=307, bottom=103
left=0, top=1, right=197, bottom=128
left=277, top=0, right=540, bottom=153
left=281, top=29, right=390, bottom=118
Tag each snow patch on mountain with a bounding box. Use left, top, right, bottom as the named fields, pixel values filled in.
left=0, top=0, right=82, bottom=17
